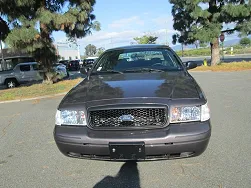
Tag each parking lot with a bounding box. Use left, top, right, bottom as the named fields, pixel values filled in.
left=0, top=71, right=251, bottom=188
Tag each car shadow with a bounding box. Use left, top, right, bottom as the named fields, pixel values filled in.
left=93, top=162, right=141, bottom=188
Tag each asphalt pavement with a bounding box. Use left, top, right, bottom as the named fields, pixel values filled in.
left=0, top=71, right=251, bottom=188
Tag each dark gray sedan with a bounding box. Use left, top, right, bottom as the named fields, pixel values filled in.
left=54, top=45, right=211, bottom=161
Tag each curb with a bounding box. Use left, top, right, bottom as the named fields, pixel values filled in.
left=189, top=70, right=212, bottom=72
left=0, top=92, right=67, bottom=104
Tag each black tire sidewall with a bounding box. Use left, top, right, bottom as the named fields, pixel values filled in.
left=6, top=79, right=17, bottom=88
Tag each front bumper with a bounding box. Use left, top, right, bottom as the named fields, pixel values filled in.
left=54, top=121, right=211, bottom=161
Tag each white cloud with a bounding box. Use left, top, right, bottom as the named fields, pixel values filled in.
left=54, top=28, right=176, bottom=53
left=152, top=15, right=174, bottom=30
left=155, top=29, right=176, bottom=45
left=109, top=16, right=144, bottom=29
left=77, top=30, right=142, bottom=50
left=156, top=29, right=176, bottom=35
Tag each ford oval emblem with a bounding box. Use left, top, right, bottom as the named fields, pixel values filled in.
left=119, top=114, right=134, bottom=122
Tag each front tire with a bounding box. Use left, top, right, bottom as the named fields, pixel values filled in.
left=5, top=79, right=18, bottom=89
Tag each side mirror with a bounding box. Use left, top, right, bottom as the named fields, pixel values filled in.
left=184, top=61, right=197, bottom=70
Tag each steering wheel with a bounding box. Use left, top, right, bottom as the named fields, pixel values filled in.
left=151, top=63, right=163, bottom=66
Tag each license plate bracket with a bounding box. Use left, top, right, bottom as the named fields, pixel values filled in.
left=109, top=142, right=145, bottom=160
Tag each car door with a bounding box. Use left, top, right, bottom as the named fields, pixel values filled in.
left=19, top=64, right=33, bottom=82
left=31, top=63, right=42, bottom=81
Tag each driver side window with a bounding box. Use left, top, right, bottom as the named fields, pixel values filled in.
left=20, top=65, right=31, bottom=72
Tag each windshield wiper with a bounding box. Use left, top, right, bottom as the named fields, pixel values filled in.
left=123, top=68, right=165, bottom=73
left=92, top=69, right=123, bottom=75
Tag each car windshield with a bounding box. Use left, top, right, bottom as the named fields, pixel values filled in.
left=92, top=48, right=183, bottom=74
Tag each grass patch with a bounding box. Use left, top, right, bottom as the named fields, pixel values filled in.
left=191, top=61, right=251, bottom=72
left=177, top=48, right=211, bottom=57
left=0, top=78, right=82, bottom=102
left=176, top=45, right=251, bottom=57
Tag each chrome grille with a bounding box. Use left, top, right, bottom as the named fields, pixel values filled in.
left=89, top=108, right=167, bottom=129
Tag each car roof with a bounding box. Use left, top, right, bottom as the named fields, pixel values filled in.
left=53, top=63, right=64, bottom=66
left=4, top=56, right=35, bottom=59
left=106, top=44, right=171, bottom=51
left=17, top=62, right=38, bottom=65
left=86, top=57, right=98, bottom=59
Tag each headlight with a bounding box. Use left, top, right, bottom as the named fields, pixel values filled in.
left=170, top=103, right=210, bottom=123
left=55, top=110, right=87, bottom=126
left=201, top=102, right=210, bottom=121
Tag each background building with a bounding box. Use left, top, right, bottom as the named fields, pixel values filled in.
left=55, top=42, right=80, bottom=60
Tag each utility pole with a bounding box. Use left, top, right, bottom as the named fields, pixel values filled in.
left=77, top=43, right=80, bottom=60
left=220, top=33, right=225, bottom=61
left=181, top=43, right=184, bottom=57
left=110, top=37, right=113, bottom=48
left=0, top=40, right=5, bottom=70
left=166, top=28, right=169, bottom=46
left=180, top=31, right=184, bottom=57
left=74, top=35, right=80, bottom=60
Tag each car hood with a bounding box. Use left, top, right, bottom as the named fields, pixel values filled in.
left=60, top=72, right=201, bottom=105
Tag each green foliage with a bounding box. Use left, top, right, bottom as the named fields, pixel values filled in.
left=176, top=48, right=211, bottom=57
left=134, top=35, right=158, bottom=44
left=175, top=45, right=251, bottom=57
left=200, top=42, right=208, bottom=48
left=1, top=0, right=100, bottom=78
left=6, top=27, right=41, bottom=51
left=169, top=0, right=251, bottom=65
left=224, top=45, right=251, bottom=54
left=239, top=37, right=251, bottom=47
left=80, top=55, right=87, bottom=60
left=85, top=44, right=97, bottom=56
left=97, top=47, right=105, bottom=56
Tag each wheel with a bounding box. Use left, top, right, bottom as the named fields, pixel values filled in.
left=5, top=79, right=18, bottom=89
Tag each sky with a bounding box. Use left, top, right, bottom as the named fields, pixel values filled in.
left=52, top=0, right=241, bottom=55
left=52, top=0, right=176, bottom=54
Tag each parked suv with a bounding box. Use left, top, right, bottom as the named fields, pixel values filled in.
left=0, top=62, right=42, bottom=88
left=67, top=60, right=80, bottom=71
left=54, top=45, right=211, bottom=161
left=0, top=62, right=69, bottom=88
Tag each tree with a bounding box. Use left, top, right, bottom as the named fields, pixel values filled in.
left=172, top=33, right=185, bottom=56
left=200, top=42, right=208, bottom=48
left=0, top=18, right=10, bottom=69
left=1, top=0, right=100, bottom=80
left=134, top=35, right=158, bottom=44
left=97, top=47, right=105, bottom=56
left=240, top=37, right=251, bottom=47
left=169, top=0, right=251, bottom=65
left=171, top=2, right=195, bottom=53
left=85, top=44, right=97, bottom=56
